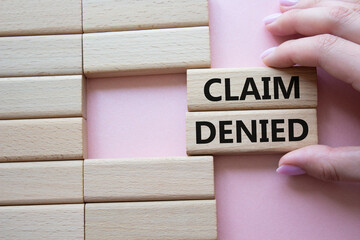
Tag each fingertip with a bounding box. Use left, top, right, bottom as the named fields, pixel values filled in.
left=260, top=46, right=277, bottom=60
left=263, top=13, right=282, bottom=25
left=276, top=165, right=306, bottom=175
left=279, top=0, right=298, bottom=7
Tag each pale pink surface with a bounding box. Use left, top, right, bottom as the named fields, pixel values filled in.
left=87, top=0, right=360, bottom=239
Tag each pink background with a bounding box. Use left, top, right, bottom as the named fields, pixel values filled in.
left=87, top=0, right=360, bottom=239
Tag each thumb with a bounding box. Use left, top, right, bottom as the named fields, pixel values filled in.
left=277, top=145, right=360, bottom=182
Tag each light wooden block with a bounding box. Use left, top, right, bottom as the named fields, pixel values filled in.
left=0, top=34, right=82, bottom=77
left=83, top=26, right=210, bottom=78
left=187, top=67, right=318, bottom=111
left=0, top=204, right=84, bottom=239
left=84, top=156, right=214, bottom=202
left=0, top=118, right=87, bottom=162
left=0, top=0, right=82, bottom=36
left=86, top=200, right=217, bottom=240
left=186, top=109, right=318, bottom=155
left=0, top=75, right=85, bottom=119
left=0, top=161, right=83, bottom=205
left=83, top=0, right=208, bottom=33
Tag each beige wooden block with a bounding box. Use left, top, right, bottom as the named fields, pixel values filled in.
left=86, top=200, right=217, bottom=240
left=186, top=109, right=318, bottom=155
left=84, top=156, right=214, bottom=202
left=0, top=0, right=82, bottom=36
left=83, top=26, right=210, bottom=78
left=0, top=34, right=82, bottom=77
left=0, top=204, right=84, bottom=239
left=0, top=75, right=85, bottom=119
left=0, top=161, right=83, bottom=205
left=0, top=118, right=87, bottom=162
left=187, top=67, right=318, bottom=111
left=83, top=0, right=208, bottom=33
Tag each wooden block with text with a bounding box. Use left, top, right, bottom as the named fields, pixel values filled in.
left=0, top=161, right=83, bottom=205
left=0, top=0, right=82, bottom=36
left=0, top=118, right=87, bottom=162
left=187, top=67, right=317, bottom=111
left=86, top=200, right=217, bottom=240
left=0, top=204, right=84, bottom=239
left=0, top=35, right=82, bottom=77
left=84, top=156, right=214, bottom=202
left=186, top=109, right=318, bottom=155
left=0, top=75, right=85, bottom=119
left=83, top=27, right=210, bottom=78
left=83, top=0, right=208, bottom=33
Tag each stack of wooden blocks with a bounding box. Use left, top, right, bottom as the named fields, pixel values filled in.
left=186, top=67, right=319, bottom=155
left=0, top=0, right=218, bottom=239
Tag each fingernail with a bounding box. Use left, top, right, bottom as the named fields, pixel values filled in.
left=260, top=47, right=277, bottom=59
left=279, top=0, right=298, bottom=6
left=276, top=165, right=306, bottom=175
left=263, top=13, right=282, bottom=25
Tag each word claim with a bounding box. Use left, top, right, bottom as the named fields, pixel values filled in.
left=203, top=76, right=299, bottom=101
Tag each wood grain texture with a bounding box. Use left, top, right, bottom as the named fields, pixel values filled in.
left=0, top=34, right=82, bottom=77
left=187, top=67, right=318, bottom=111
left=84, top=156, right=214, bottom=202
left=0, top=161, right=83, bottom=205
left=0, top=204, right=84, bottom=239
left=0, top=0, right=82, bottom=36
left=186, top=109, right=318, bottom=155
left=83, top=27, right=210, bottom=78
left=83, top=0, right=208, bottom=33
left=0, top=118, right=87, bottom=162
left=0, top=75, right=85, bottom=119
left=86, top=200, right=217, bottom=240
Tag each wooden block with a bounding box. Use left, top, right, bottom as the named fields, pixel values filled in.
left=84, top=156, right=214, bottom=202
left=0, top=0, right=82, bottom=36
left=0, top=34, right=82, bottom=77
left=0, top=118, right=87, bottom=162
left=85, top=200, right=217, bottom=240
left=0, top=161, right=83, bottom=205
left=83, top=0, right=208, bottom=33
left=83, top=27, right=210, bottom=78
left=187, top=67, right=318, bottom=111
left=0, top=75, right=85, bottom=119
left=0, top=204, right=84, bottom=239
left=186, top=109, right=318, bottom=155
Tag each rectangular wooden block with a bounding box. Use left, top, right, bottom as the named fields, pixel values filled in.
left=0, top=75, right=85, bottom=119
left=187, top=67, right=318, bottom=111
left=0, top=34, right=82, bottom=77
left=0, top=118, right=87, bottom=162
left=0, top=0, right=82, bottom=36
left=86, top=200, right=217, bottom=240
left=0, top=160, right=83, bottom=205
left=83, top=0, right=208, bottom=33
left=186, top=109, right=318, bottom=155
left=83, top=26, right=210, bottom=78
left=84, top=156, right=214, bottom=202
left=0, top=204, right=84, bottom=240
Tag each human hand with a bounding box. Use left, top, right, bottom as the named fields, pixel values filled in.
left=261, top=0, right=360, bottom=182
